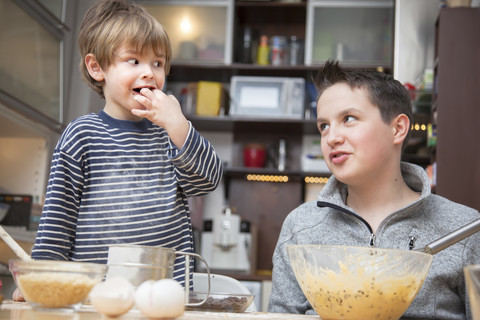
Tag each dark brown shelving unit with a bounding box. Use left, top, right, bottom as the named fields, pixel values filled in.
left=433, top=8, right=480, bottom=211
left=186, top=115, right=318, bottom=134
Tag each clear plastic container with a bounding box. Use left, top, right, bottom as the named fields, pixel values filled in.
left=270, top=36, right=287, bottom=66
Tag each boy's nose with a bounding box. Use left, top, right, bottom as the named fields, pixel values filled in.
left=140, top=65, right=154, bottom=79
left=325, top=126, right=345, bottom=146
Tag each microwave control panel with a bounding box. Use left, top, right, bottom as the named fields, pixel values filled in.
left=286, top=78, right=305, bottom=118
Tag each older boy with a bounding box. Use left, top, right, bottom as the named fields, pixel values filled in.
left=268, top=60, right=480, bottom=319
left=29, top=0, right=222, bottom=283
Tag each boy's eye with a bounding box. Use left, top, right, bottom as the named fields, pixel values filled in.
left=318, top=122, right=329, bottom=133
left=127, top=59, right=138, bottom=65
left=345, top=115, right=356, bottom=122
left=153, top=59, right=165, bottom=68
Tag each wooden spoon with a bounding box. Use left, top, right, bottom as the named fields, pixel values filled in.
left=0, top=225, right=32, bottom=261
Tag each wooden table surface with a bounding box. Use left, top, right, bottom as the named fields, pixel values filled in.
left=0, top=300, right=319, bottom=320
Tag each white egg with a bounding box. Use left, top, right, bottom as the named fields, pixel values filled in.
left=135, top=279, right=185, bottom=319
left=89, top=276, right=135, bottom=317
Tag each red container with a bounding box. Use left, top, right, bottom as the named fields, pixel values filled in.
left=243, top=144, right=266, bottom=168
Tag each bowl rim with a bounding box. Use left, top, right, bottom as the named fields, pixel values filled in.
left=189, top=291, right=255, bottom=298
left=286, top=244, right=433, bottom=260
left=464, top=264, right=480, bottom=271
left=8, top=259, right=107, bottom=273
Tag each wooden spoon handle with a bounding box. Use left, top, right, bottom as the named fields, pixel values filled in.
left=0, top=225, right=32, bottom=261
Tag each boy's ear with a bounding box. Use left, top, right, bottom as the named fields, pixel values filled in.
left=392, top=114, right=410, bottom=146
left=85, top=53, right=104, bottom=81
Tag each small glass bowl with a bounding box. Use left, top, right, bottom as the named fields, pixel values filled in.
left=9, top=259, right=107, bottom=311
left=186, top=291, right=254, bottom=313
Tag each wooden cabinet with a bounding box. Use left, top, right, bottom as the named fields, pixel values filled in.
left=433, top=8, right=480, bottom=211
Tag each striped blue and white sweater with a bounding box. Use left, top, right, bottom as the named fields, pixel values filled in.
left=31, top=111, right=222, bottom=284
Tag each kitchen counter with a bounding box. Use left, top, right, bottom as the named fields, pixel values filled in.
left=0, top=300, right=319, bottom=320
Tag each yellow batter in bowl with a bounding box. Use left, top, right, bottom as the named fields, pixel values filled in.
left=287, top=245, right=432, bottom=320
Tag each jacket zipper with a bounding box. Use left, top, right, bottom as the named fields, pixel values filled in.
left=408, top=236, right=417, bottom=250
left=317, top=201, right=375, bottom=246
left=317, top=201, right=420, bottom=250
left=369, top=233, right=376, bottom=247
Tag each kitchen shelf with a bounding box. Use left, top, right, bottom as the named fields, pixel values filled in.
left=169, top=63, right=392, bottom=83
left=188, top=115, right=318, bottom=135
left=168, top=63, right=317, bottom=83
left=235, top=1, right=306, bottom=8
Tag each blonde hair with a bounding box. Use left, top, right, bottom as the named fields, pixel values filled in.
left=78, top=0, right=171, bottom=98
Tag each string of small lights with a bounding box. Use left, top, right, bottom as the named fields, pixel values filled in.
left=246, top=174, right=289, bottom=183
left=411, top=123, right=429, bottom=131
left=245, top=174, right=329, bottom=184
left=304, top=176, right=329, bottom=184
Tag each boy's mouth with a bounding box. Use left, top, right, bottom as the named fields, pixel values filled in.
left=329, top=151, right=347, bottom=160
left=133, top=86, right=156, bottom=93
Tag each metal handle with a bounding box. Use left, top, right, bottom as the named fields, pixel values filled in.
left=175, top=251, right=211, bottom=306
left=416, top=218, right=480, bottom=255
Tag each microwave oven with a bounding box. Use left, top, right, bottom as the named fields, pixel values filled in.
left=229, top=76, right=305, bottom=118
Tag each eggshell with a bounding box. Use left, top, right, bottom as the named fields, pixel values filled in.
left=135, top=279, right=185, bottom=319
left=89, top=276, right=135, bottom=317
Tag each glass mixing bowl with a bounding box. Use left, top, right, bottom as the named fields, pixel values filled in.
left=9, top=259, right=107, bottom=311
left=464, top=264, right=480, bottom=320
left=287, top=245, right=433, bottom=320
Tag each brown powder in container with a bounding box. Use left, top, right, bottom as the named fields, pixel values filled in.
left=17, top=272, right=97, bottom=307
left=187, top=296, right=250, bottom=312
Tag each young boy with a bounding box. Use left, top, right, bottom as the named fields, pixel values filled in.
left=29, top=0, right=222, bottom=284
left=268, top=60, right=480, bottom=319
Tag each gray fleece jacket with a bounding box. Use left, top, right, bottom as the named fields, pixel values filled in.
left=268, top=162, right=480, bottom=319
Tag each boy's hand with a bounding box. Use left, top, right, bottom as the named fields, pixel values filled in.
left=12, top=288, right=25, bottom=302
left=132, top=88, right=189, bottom=149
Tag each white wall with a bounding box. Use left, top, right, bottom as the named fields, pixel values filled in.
left=394, top=0, right=441, bottom=85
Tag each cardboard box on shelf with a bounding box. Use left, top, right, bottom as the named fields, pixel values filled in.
left=196, top=81, right=223, bottom=116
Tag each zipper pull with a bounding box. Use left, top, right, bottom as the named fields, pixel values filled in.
left=408, top=236, right=417, bottom=250
left=369, top=234, right=376, bottom=247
